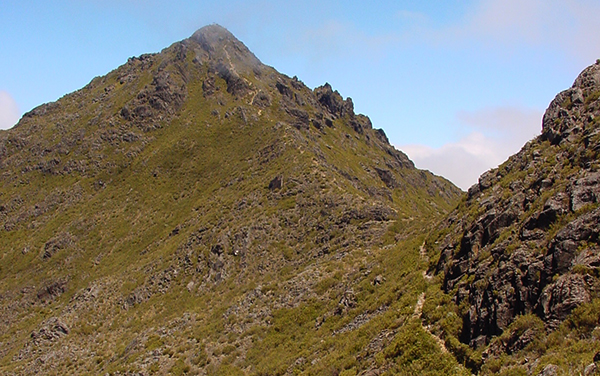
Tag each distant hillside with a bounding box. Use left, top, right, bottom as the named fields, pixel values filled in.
left=0, top=25, right=462, bottom=375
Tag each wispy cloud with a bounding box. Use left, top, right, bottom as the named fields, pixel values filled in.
left=0, top=91, right=20, bottom=130
left=292, top=20, right=398, bottom=62
left=400, top=0, right=600, bottom=62
left=391, top=0, right=599, bottom=189
left=399, top=105, right=542, bottom=190
left=456, top=106, right=541, bottom=144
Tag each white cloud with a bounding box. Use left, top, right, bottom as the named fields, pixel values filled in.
left=456, top=106, right=541, bottom=144
left=401, top=136, right=494, bottom=191
left=400, top=0, right=600, bottom=62
left=459, top=0, right=548, bottom=44
left=0, top=91, right=20, bottom=130
left=390, top=0, right=599, bottom=190
left=465, top=0, right=600, bottom=61
left=398, top=105, right=542, bottom=190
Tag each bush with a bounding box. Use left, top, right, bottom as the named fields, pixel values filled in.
left=568, top=298, right=600, bottom=337
left=445, top=335, right=482, bottom=371
left=383, top=320, right=469, bottom=375
left=170, top=358, right=190, bottom=375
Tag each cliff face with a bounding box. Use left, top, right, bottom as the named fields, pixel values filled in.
left=0, top=25, right=462, bottom=375
left=431, top=62, right=600, bottom=371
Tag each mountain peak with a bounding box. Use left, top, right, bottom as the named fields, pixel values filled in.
left=190, top=24, right=238, bottom=50
left=0, top=23, right=465, bottom=375
left=189, top=24, right=262, bottom=72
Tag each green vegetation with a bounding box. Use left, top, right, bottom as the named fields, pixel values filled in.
left=0, top=28, right=465, bottom=375
left=2, top=25, right=599, bottom=376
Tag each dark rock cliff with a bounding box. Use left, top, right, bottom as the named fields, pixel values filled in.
left=433, top=61, right=600, bottom=348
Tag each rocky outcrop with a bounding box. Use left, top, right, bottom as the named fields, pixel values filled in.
left=119, top=53, right=187, bottom=130
left=314, top=83, right=375, bottom=135
left=15, top=317, right=70, bottom=361
left=41, top=232, right=74, bottom=259
left=434, top=61, right=600, bottom=347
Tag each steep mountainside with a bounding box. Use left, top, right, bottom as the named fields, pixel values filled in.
left=0, top=25, right=463, bottom=375
left=427, top=62, right=600, bottom=374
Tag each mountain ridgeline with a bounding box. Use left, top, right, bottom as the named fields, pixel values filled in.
left=0, top=25, right=461, bottom=375
left=0, top=24, right=598, bottom=375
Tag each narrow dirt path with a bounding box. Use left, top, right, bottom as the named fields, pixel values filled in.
left=412, top=291, right=447, bottom=353
left=414, top=292, right=426, bottom=316
left=415, top=241, right=448, bottom=353
left=419, top=240, right=428, bottom=260
left=420, top=240, right=433, bottom=281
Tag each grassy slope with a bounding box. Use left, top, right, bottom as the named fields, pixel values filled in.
left=0, top=39, right=467, bottom=375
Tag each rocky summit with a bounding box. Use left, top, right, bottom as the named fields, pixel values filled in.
left=0, top=24, right=598, bottom=375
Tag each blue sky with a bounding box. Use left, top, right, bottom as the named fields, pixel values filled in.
left=1, top=1, right=599, bottom=189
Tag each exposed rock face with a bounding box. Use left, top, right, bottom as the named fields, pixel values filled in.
left=434, top=61, right=600, bottom=347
